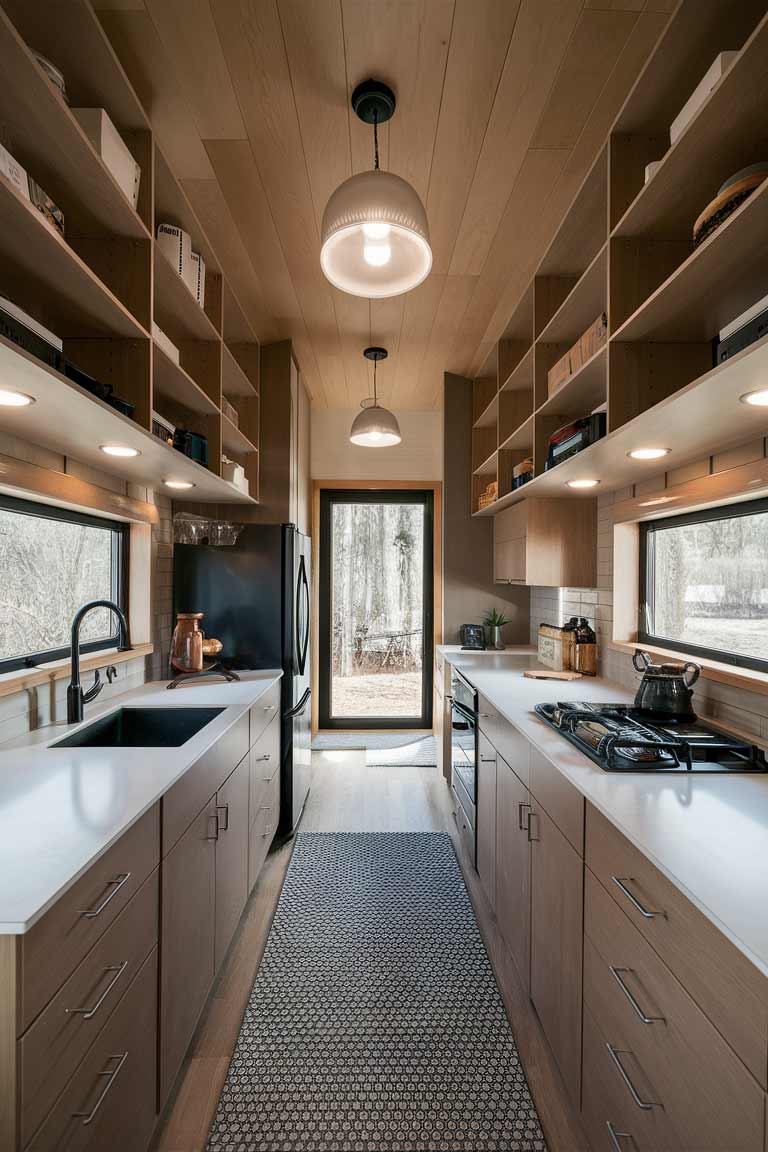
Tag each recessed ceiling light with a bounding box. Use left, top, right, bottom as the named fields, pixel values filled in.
left=627, top=447, right=671, bottom=461
left=566, top=478, right=599, bottom=489
left=0, top=388, right=35, bottom=407
left=99, top=444, right=140, bottom=458
left=164, top=479, right=195, bottom=490
left=740, top=388, right=768, bottom=406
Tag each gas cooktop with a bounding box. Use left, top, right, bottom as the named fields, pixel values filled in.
left=535, top=702, right=768, bottom=773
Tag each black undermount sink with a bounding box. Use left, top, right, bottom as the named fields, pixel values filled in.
left=52, top=706, right=225, bottom=749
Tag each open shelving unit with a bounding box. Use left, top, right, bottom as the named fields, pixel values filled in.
left=471, top=0, right=768, bottom=516
left=0, top=0, right=261, bottom=504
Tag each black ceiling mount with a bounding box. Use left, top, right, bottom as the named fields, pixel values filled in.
left=363, top=346, right=388, bottom=362
left=352, top=80, right=396, bottom=125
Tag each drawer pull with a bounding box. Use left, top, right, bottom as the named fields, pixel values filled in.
left=527, top=811, right=539, bottom=842
left=72, top=1051, right=127, bottom=1125
left=607, top=1121, right=636, bottom=1150
left=78, top=873, right=131, bottom=919
left=609, top=966, right=665, bottom=1025
left=206, top=813, right=219, bottom=841
left=611, top=876, right=666, bottom=919
left=66, top=960, right=128, bottom=1020
left=253, top=753, right=271, bottom=762
left=606, top=1044, right=662, bottom=1111
left=216, top=804, right=229, bottom=832
left=480, top=756, right=495, bottom=763
left=518, top=801, right=531, bottom=831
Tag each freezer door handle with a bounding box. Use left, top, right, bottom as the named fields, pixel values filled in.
left=295, top=553, right=310, bottom=676
left=284, top=686, right=311, bottom=719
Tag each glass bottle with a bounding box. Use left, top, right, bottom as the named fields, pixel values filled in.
left=574, top=617, right=597, bottom=676
left=171, top=612, right=204, bottom=673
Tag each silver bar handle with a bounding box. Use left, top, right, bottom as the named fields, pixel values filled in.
left=78, top=873, right=131, bottom=919
left=72, top=1052, right=127, bottom=1125
left=518, top=801, right=531, bottom=831
left=607, top=1120, right=635, bottom=1150
left=253, top=753, right=271, bottom=762
left=216, top=804, right=229, bottom=833
left=66, top=961, right=128, bottom=1019
left=527, top=810, right=539, bottom=842
left=611, top=876, right=665, bottom=919
left=606, top=1044, right=662, bottom=1111
left=609, top=966, right=665, bottom=1024
left=206, top=813, right=219, bottom=840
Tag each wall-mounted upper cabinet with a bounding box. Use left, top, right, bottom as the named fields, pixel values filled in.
left=493, top=497, right=596, bottom=589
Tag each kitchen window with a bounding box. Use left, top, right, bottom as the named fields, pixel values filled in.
left=0, top=495, right=127, bottom=673
left=639, top=497, right=768, bottom=673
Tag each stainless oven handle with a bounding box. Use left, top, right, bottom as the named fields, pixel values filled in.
left=452, top=700, right=476, bottom=726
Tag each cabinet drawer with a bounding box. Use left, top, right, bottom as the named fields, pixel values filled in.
left=27, top=947, right=157, bottom=1152
left=249, top=713, right=280, bottom=827
left=493, top=719, right=530, bottom=789
left=582, top=1001, right=670, bottom=1152
left=453, top=787, right=476, bottom=866
left=586, top=804, right=768, bottom=1086
left=585, top=869, right=764, bottom=1151
left=477, top=693, right=499, bottom=741
left=20, top=871, right=158, bottom=1148
left=19, top=805, right=159, bottom=1034
left=163, top=712, right=249, bottom=855
left=248, top=769, right=280, bottom=892
left=530, top=747, right=583, bottom=854
left=250, top=680, right=281, bottom=746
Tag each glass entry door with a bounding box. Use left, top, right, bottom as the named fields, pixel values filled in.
left=318, top=489, right=434, bottom=729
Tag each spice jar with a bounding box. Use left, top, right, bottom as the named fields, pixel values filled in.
left=171, top=612, right=204, bottom=673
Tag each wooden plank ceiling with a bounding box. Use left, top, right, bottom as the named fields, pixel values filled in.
left=95, top=0, right=673, bottom=410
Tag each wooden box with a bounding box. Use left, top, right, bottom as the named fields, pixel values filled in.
left=547, top=349, right=571, bottom=397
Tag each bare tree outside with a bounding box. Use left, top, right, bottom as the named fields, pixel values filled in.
left=650, top=508, right=768, bottom=660
left=330, top=501, right=425, bottom=718
left=0, top=506, right=114, bottom=664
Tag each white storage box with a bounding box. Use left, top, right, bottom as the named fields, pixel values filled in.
left=190, top=250, right=206, bottom=308
left=152, top=321, right=179, bottom=365
left=157, top=222, right=193, bottom=286
left=670, top=52, right=738, bottom=146
left=0, top=141, right=29, bottom=199
left=72, top=108, right=141, bottom=209
left=222, top=459, right=245, bottom=486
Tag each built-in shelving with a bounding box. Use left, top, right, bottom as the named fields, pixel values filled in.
left=469, top=2, right=768, bottom=517
left=0, top=1, right=261, bottom=504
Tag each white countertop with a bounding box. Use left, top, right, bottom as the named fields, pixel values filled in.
left=438, top=646, right=768, bottom=980
left=0, top=670, right=282, bottom=934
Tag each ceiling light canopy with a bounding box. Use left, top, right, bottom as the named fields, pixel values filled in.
left=566, top=478, right=599, bottom=489
left=627, top=447, right=671, bottom=460
left=321, top=80, right=431, bottom=299
left=349, top=346, right=401, bottom=447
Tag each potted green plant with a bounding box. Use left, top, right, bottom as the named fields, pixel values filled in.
left=483, top=607, right=510, bottom=651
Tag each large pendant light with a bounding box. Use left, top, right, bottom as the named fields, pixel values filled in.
left=321, top=80, right=432, bottom=299
left=350, top=347, right=401, bottom=447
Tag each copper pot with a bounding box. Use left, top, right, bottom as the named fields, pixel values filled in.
left=171, top=612, right=204, bottom=673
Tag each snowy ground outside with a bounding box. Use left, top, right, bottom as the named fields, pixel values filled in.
left=332, top=672, right=422, bottom=718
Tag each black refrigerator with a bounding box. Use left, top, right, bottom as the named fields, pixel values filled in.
left=174, top=524, right=311, bottom=834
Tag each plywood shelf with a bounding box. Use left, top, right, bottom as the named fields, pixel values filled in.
left=153, top=243, right=221, bottom=343
left=152, top=343, right=219, bottom=416
left=537, top=245, right=607, bottom=346
left=473, top=449, right=498, bottom=478
left=222, top=344, right=258, bottom=398
left=0, top=335, right=255, bottom=503
left=474, top=331, right=768, bottom=516
left=499, top=414, right=534, bottom=453
left=221, top=413, right=258, bottom=457
left=473, top=392, right=498, bottom=430
left=0, top=7, right=151, bottom=241
left=613, top=12, right=768, bottom=242
left=538, top=146, right=607, bottom=278
left=0, top=172, right=148, bottom=339
left=500, top=344, right=533, bottom=393
left=536, top=345, right=607, bottom=421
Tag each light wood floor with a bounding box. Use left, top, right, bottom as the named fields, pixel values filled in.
left=153, top=751, right=589, bottom=1152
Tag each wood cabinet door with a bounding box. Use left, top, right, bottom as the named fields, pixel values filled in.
left=160, top=802, right=217, bottom=1105
left=296, top=368, right=311, bottom=535
left=529, top=800, right=583, bottom=1104
left=494, top=536, right=527, bottom=583
left=476, top=733, right=497, bottom=909
left=495, top=755, right=530, bottom=990
left=215, top=753, right=250, bottom=971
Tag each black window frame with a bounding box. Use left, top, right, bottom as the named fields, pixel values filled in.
left=639, top=496, right=768, bottom=674
left=0, top=494, right=128, bottom=674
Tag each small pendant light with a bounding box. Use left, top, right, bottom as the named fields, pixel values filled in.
left=350, top=347, right=401, bottom=447
left=321, top=80, right=432, bottom=299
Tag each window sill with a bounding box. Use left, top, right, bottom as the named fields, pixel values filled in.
left=609, top=639, right=768, bottom=698
left=0, top=643, right=154, bottom=700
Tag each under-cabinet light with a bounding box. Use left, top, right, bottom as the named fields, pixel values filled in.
left=164, top=480, right=195, bottom=490
left=0, top=388, right=35, bottom=407
left=627, top=447, right=671, bottom=461
left=565, top=478, right=599, bottom=489
left=740, top=388, right=768, bottom=406
left=99, top=444, right=140, bottom=458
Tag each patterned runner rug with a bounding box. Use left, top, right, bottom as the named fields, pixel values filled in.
left=206, top=832, right=546, bottom=1151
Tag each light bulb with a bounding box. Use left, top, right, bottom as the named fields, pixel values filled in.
left=100, top=444, right=140, bottom=458
left=627, top=448, right=671, bottom=461
left=363, top=241, right=392, bottom=267
left=0, top=388, right=34, bottom=406
left=362, top=222, right=390, bottom=240
left=164, top=480, right=195, bottom=489
left=566, top=478, right=599, bottom=489
left=740, top=389, right=768, bottom=406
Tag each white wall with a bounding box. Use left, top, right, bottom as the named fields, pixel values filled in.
left=311, top=409, right=442, bottom=480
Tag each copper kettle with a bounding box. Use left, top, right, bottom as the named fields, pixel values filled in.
left=633, top=650, right=700, bottom=721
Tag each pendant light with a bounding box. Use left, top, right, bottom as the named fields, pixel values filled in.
left=350, top=347, right=401, bottom=447
left=321, top=80, right=432, bottom=299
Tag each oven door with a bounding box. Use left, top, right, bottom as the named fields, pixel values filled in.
left=450, top=673, right=477, bottom=818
